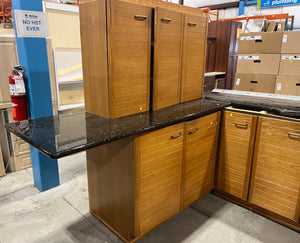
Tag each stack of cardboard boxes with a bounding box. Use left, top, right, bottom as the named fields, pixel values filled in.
left=234, top=31, right=300, bottom=96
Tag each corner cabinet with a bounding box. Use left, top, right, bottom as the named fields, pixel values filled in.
left=216, top=111, right=257, bottom=200
left=249, top=117, right=300, bottom=223
left=86, top=112, right=219, bottom=242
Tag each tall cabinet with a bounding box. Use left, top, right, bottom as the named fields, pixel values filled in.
left=207, top=21, right=242, bottom=89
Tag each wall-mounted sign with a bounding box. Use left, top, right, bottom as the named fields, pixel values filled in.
left=14, top=10, right=49, bottom=38
left=258, top=0, right=300, bottom=8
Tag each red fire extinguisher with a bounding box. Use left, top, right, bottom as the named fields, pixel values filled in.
left=9, top=66, right=28, bottom=121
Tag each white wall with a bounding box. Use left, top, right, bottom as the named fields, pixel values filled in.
left=184, top=1, right=300, bottom=29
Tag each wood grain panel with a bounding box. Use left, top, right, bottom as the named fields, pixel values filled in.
left=110, top=0, right=207, bottom=16
left=217, top=111, right=257, bottom=200
left=0, top=36, right=18, bottom=103
left=79, top=0, right=109, bottom=117
left=135, top=123, right=184, bottom=237
left=153, top=7, right=183, bottom=110
left=108, top=0, right=151, bottom=118
left=249, top=117, right=300, bottom=222
left=182, top=113, right=218, bottom=209
left=180, top=13, right=207, bottom=103
left=86, top=137, right=135, bottom=241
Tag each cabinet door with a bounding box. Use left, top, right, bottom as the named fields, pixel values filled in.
left=217, top=111, right=257, bottom=200
left=249, top=117, right=300, bottom=222
left=108, top=0, right=151, bottom=118
left=135, top=123, right=184, bottom=236
left=180, top=14, right=207, bottom=103
left=182, top=112, right=218, bottom=209
left=153, top=8, right=183, bottom=110
left=0, top=37, right=18, bottom=103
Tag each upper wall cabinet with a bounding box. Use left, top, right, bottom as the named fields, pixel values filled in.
left=80, top=0, right=151, bottom=118
left=180, top=14, right=207, bottom=103
left=153, top=8, right=183, bottom=111
left=80, top=0, right=207, bottom=117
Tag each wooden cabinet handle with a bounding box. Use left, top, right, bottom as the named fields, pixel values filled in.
left=188, top=22, right=197, bottom=26
left=288, top=132, right=300, bottom=140
left=188, top=128, right=199, bottom=135
left=161, top=18, right=172, bottom=22
left=234, top=122, right=248, bottom=129
left=170, top=133, right=183, bottom=139
left=135, top=15, right=148, bottom=20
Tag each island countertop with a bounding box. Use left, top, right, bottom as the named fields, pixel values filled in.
left=5, top=99, right=229, bottom=159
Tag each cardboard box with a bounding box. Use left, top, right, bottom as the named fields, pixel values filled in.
left=236, top=54, right=280, bottom=75
left=275, top=76, right=300, bottom=96
left=234, top=73, right=276, bottom=93
left=279, top=54, right=300, bottom=76
left=281, top=31, right=300, bottom=53
left=239, top=32, right=283, bottom=54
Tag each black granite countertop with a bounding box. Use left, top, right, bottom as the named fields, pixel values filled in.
left=5, top=99, right=229, bottom=159
left=206, top=92, right=300, bottom=119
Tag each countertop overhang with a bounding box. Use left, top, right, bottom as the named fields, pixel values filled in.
left=5, top=99, right=229, bottom=159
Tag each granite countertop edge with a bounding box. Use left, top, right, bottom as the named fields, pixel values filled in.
left=5, top=103, right=229, bottom=159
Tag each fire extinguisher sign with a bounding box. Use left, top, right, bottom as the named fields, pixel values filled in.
left=14, top=10, right=49, bottom=38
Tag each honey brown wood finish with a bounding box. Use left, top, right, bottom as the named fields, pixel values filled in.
left=108, top=0, right=151, bottom=118
left=217, top=111, right=257, bottom=200
left=180, top=13, right=207, bottom=103
left=87, top=137, right=135, bottom=242
left=249, top=117, right=300, bottom=223
left=80, top=0, right=110, bottom=117
left=182, top=112, right=219, bottom=209
left=153, top=7, right=183, bottom=110
left=135, top=123, right=184, bottom=237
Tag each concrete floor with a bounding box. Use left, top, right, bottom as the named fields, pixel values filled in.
left=0, top=152, right=299, bottom=243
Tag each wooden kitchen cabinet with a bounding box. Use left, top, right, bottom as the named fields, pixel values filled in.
left=249, top=117, right=300, bottom=222
left=80, top=0, right=151, bottom=118
left=216, top=111, right=257, bottom=200
left=0, top=36, right=18, bottom=103
left=153, top=8, right=183, bottom=110
left=180, top=13, right=207, bottom=103
left=182, top=112, right=219, bottom=209
left=135, top=123, right=184, bottom=236
left=86, top=112, right=219, bottom=242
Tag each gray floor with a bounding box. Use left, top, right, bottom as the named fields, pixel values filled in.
left=0, top=152, right=299, bottom=243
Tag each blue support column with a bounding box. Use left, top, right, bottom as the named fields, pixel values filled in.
left=239, top=1, right=246, bottom=15
left=12, top=0, right=60, bottom=191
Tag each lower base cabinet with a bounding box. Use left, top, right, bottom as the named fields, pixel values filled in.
left=249, top=117, right=300, bottom=223
left=86, top=112, right=219, bottom=242
left=216, top=110, right=300, bottom=231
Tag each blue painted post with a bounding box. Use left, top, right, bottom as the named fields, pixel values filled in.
left=12, top=0, right=60, bottom=191
left=239, top=1, right=246, bottom=16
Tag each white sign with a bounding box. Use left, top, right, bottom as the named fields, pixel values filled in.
left=239, top=56, right=260, bottom=60
left=14, top=10, right=48, bottom=38
left=240, top=35, right=262, bottom=41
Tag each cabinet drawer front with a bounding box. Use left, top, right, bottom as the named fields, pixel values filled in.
left=109, top=0, right=151, bottom=118
left=135, top=123, right=184, bottom=236
left=14, top=153, right=31, bottom=171
left=13, top=140, right=30, bottom=156
left=183, top=112, right=218, bottom=208
left=249, top=117, right=300, bottom=222
left=180, top=14, right=207, bottom=103
left=217, top=111, right=257, bottom=200
left=153, top=7, right=183, bottom=110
